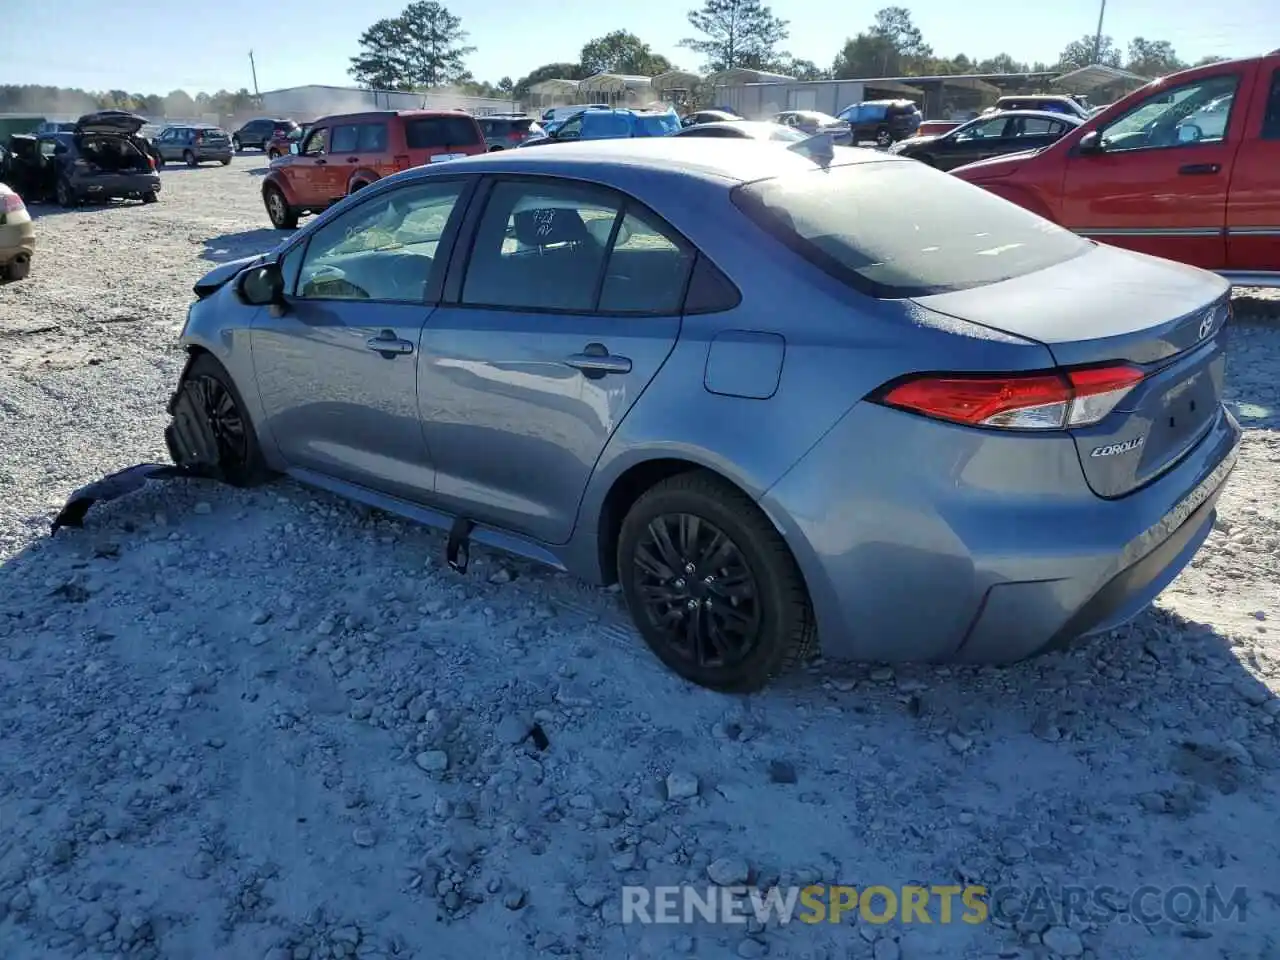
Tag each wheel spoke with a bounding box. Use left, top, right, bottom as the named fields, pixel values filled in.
left=647, top=518, right=684, bottom=573
left=677, top=514, right=701, bottom=559
left=635, top=542, right=675, bottom=581
left=707, top=570, right=754, bottom=602
left=695, top=529, right=733, bottom=571
left=684, top=604, right=708, bottom=665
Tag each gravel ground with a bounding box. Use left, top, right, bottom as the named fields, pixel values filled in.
left=2, top=157, right=1280, bottom=960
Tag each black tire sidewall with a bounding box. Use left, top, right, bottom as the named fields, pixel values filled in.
left=617, top=478, right=805, bottom=691
left=184, top=151, right=196, bottom=167
left=264, top=187, right=290, bottom=228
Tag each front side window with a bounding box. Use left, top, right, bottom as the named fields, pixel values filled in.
left=295, top=180, right=466, bottom=302
left=461, top=179, right=693, bottom=314
left=1011, top=117, right=1065, bottom=137
left=301, top=127, right=327, bottom=156
left=732, top=160, right=1091, bottom=298
left=1098, top=73, right=1240, bottom=151
left=556, top=115, right=584, bottom=139
left=357, top=122, right=388, bottom=152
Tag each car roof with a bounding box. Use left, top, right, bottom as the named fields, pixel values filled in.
left=676, top=120, right=790, bottom=137
left=977, top=109, right=1084, bottom=123
left=399, top=137, right=891, bottom=183
left=313, top=109, right=475, bottom=124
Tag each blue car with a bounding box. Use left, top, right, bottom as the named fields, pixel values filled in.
left=163, top=138, right=1239, bottom=692
left=519, top=107, right=681, bottom=147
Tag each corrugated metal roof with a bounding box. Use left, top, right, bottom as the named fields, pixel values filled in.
left=1052, top=64, right=1150, bottom=92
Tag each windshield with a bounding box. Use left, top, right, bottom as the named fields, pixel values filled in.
left=731, top=160, right=1091, bottom=298
left=765, top=124, right=807, bottom=142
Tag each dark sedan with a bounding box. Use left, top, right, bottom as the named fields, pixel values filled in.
left=888, top=109, right=1083, bottom=171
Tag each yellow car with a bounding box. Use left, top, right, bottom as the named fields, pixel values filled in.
left=0, top=182, right=34, bottom=283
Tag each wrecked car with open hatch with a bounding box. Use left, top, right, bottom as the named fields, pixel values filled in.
left=17, top=111, right=161, bottom=208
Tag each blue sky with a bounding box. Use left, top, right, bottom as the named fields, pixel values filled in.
left=2, top=0, right=1266, bottom=94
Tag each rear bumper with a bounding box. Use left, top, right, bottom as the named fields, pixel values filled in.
left=73, top=173, right=161, bottom=198
left=0, top=221, right=35, bottom=262
left=760, top=402, right=1242, bottom=664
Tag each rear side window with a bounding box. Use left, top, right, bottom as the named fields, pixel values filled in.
left=731, top=161, right=1091, bottom=299
left=635, top=113, right=680, bottom=136
left=405, top=117, right=482, bottom=148
left=1262, top=69, right=1280, bottom=139
left=357, top=122, right=388, bottom=152
left=583, top=113, right=633, bottom=138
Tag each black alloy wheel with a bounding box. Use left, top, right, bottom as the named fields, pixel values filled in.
left=617, top=471, right=815, bottom=692
left=634, top=513, right=763, bottom=671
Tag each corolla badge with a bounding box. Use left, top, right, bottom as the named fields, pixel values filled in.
left=1091, top=436, right=1145, bottom=458
left=1198, top=313, right=1215, bottom=340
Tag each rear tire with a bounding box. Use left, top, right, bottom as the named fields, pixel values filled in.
left=617, top=471, right=816, bottom=692
left=267, top=148, right=280, bottom=160
left=875, top=127, right=893, bottom=148
left=2, top=255, right=31, bottom=283
left=142, top=191, right=158, bottom=204
left=232, top=136, right=243, bottom=153
left=264, top=185, right=298, bottom=229
left=56, top=178, right=76, bottom=208
left=488, top=145, right=504, bottom=152
left=170, top=353, right=274, bottom=488
left=183, top=150, right=197, bottom=167
left=220, top=157, right=232, bottom=166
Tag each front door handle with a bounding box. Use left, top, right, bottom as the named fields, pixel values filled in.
left=346, top=156, right=360, bottom=163
left=564, top=342, right=632, bottom=378
left=366, top=331, right=414, bottom=356
left=1178, top=163, right=1221, bottom=175
left=314, top=158, right=327, bottom=166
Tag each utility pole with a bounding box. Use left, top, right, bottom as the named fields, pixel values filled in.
left=248, top=50, right=260, bottom=97
left=1092, top=0, right=1107, bottom=63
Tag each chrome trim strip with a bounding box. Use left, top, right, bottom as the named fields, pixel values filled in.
left=1225, top=226, right=1280, bottom=237
left=1072, top=227, right=1223, bottom=237
left=1219, top=271, right=1280, bottom=289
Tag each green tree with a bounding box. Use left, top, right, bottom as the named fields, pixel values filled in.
left=1057, top=33, right=1122, bottom=70
left=579, top=30, right=673, bottom=76
left=497, top=76, right=514, bottom=95
left=350, top=17, right=412, bottom=89
left=680, top=0, right=790, bottom=72
left=832, top=7, right=932, bottom=78
left=162, top=89, right=197, bottom=115
left=779, top=57, right=830, bottom=80
left=975, top=53, right=1030, bottom=74
left=1125, top=38, right=1185, bottom=77
left=398, top=1, right=476, bottom=87
left=1194, top=54, right=1230, bottom=66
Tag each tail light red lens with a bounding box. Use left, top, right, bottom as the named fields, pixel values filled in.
left=507, top=130, right=524, bottom=141
left=1, top=193, right=24, bottom=214
left=393, top=154, right=411, bottom=171
left=875, top=364, right=1145, bottom=430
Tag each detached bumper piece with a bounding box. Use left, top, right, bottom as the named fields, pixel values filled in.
left=50, top=463, right=203, bottom=535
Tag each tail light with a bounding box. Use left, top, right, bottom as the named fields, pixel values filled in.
left=147, top=154, right=157, bottom=170
left=393, top=154, right=411, bottom=171
left=194, top=134, right=204, bottom=145
left=1, top=192, right=24, bottom=214
left=873, top=363, right=1146, bottom=430
left=507, top=129, right=524, bottom=142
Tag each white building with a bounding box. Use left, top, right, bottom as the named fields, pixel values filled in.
left=257, top=84, right=519, bottom=121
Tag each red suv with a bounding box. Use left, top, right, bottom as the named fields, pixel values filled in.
left=261, top=110, right=486, bottom=229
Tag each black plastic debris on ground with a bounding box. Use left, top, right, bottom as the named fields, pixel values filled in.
left=50, top=462, right=212, bottom=535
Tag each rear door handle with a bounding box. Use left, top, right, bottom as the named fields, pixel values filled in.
left=314, top=158, right=327, bottom=166
left=346, top=156, right=360, bottom=163
left=1178, top=163, right=1221, bottom=175
left=564, top=343, right=632, bottom=378
left=366, top=332, right=414, bottom=356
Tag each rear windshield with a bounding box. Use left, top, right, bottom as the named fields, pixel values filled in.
left=635, top=113, right=681, bottom=136
left=198, top=128, right=227, bottom=137
left=731, top=160, right=1091, bottom=298
left=405, top=116, right=482, bottom=148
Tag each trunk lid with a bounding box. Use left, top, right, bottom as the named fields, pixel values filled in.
left=912, top=243, right=1232, bottom=499
left=75, top=110, right=147, bottom=135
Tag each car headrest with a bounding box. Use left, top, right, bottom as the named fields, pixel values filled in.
left=512, top=208, right=591, bottom=247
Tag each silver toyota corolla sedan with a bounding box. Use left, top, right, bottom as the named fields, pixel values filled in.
left=166, top=138, right=1241, bottom=692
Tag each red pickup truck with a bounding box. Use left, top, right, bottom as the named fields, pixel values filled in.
left=951, top=53, right=1280, bottom=288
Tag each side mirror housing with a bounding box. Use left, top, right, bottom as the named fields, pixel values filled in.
left=1077, top=130, right=1104, bottom=154
left=237, top=262, right=287, bottom=311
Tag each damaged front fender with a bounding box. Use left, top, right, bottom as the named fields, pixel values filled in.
left=50, top=463, right=213, bottom=535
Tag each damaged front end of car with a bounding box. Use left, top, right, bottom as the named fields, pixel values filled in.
left=52, top=255, right=273, bottom=535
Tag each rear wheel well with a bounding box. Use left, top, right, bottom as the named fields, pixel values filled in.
left=598, top=459, right=786, bottom=585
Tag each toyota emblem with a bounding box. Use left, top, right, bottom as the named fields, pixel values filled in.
left=1198, top=312, right=1215, bottom=340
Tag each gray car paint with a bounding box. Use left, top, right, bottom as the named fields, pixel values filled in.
left=180, top=138, right=1240, bottom=663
